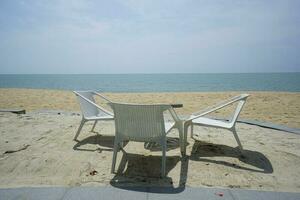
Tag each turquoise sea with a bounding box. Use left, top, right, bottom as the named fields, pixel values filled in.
left=0, top=73, right=299, bottom=92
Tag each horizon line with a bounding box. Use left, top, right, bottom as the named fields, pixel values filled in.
left=1, top=72, right=300, bottom=75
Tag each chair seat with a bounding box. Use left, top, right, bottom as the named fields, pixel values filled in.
left=192, top=117, right=232, bottom=129
left=165, top=122, right=175, bottom=133
left=85, top=114, right=114, bottom=121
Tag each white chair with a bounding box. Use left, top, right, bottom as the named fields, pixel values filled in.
left=184, top=94, right=249, bottom=152
left=73, top=91, right=114, bottom=141
left=109, top=102, right=185, bottom=177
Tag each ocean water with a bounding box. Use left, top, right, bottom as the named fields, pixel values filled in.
left=0, top=73, right=299, bottom=92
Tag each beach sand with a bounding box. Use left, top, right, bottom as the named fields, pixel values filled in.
left=0, top=112, right=300, bottom=192
left=0, top=88, right=300, bottom=192
left=0, top=88, right=300, bottom=128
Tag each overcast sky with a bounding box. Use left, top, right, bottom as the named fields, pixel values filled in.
left=0, top=0, right=299, bottom=74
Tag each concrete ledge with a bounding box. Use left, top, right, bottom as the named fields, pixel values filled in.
left=0, top=186, right=299, bottom=200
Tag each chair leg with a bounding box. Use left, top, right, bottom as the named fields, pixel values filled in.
left=91, top=120, right=98, bottom=132
left=231, top=127, right=243, bottom=151
left=161, top=139, right=167, bottom=177
left=191, top=124, right=194, bottom=138
left=178, top=121, right=184, bottom=156
left=74, top=119, right=85, bottom=141
left=111, top=139, right=120, bottom=174
left=182, top=123, right=189, bottom=156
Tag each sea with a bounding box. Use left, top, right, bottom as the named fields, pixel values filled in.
left=0, top=73, right=299, bottom=92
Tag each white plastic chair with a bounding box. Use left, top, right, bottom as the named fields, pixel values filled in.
left=184, top=94, right=249, bottom=152
left=109, top=102, right=185, bottom=177
left=73, top=91, right=114, bottom=141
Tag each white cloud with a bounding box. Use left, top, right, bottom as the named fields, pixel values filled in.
left=0, top=0, right=299, bottom=73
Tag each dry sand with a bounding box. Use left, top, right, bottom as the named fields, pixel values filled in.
left=0, top=88, right=300, bottom=128
left=0, top=88, right=300, bottom=192
left=0, top=112, right=300, bottom=192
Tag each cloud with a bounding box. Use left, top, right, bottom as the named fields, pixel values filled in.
left=0, top=0, right=299, bottom=73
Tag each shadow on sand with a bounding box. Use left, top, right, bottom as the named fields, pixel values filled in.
left=110, top=137, right=188, bottom=194
left=143, top=137, right=181, bottom=152
left=73, top=135, right=273, bottom=193
left=73, top=135, right=117, bottom=152
left=110, top=153, right=189, bottom=194
left=190, top=140, right=273, bottom=173
left=73, top=135, right=180, bottom=153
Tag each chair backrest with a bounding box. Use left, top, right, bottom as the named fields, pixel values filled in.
left=75, top=91, right=98, bottom=118
left=109, top=103, right=171, bottom=142
left=229, top=94, right=249, bottom=125
left=74, top=91, right=111, bottom=118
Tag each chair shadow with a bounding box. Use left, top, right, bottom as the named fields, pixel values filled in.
left=190, top=140, right=273, bottom=173
left=110, top=152, right=189, bottom=193
left=73, top=135, right=122, bottom=153
left=143, top=137, right=182, bottom=152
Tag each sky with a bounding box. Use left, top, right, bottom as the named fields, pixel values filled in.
left=0, top=0, right=299, bottom=74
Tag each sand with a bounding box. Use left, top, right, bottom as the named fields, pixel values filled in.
left=0, top=88, right=300, bottom=128
left=0, top=88, right=300, bottom=192
left=0, top=111, right=300, bottom=192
